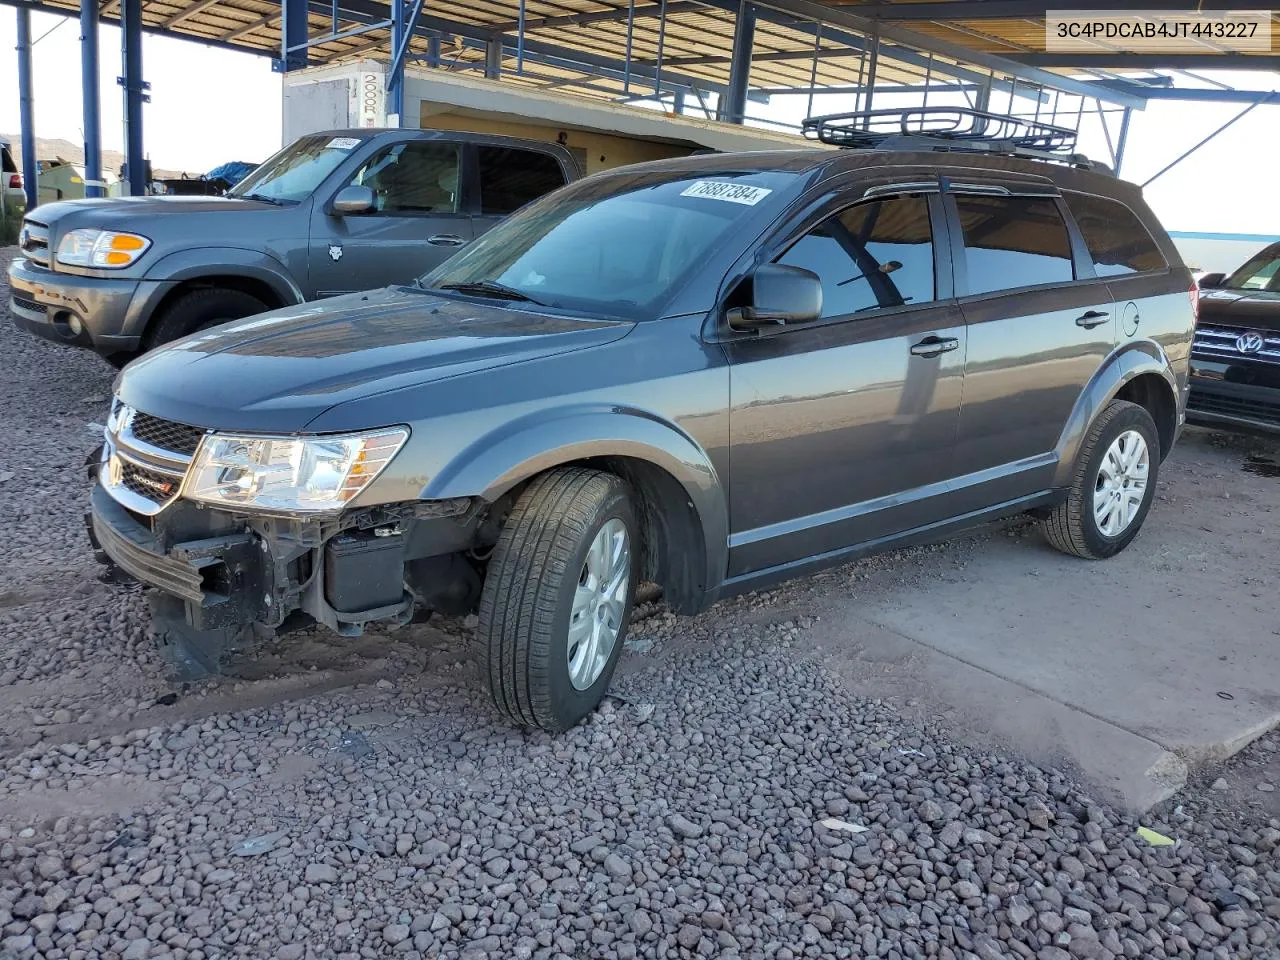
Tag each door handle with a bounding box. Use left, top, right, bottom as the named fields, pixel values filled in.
left=910, top=336, right=960, bottom=358
left=1075, top=310, right=1110, bottom=329
left=427, top=234, right=467, bottom=246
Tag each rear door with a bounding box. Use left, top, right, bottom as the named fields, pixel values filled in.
left=470, top=144, right=571, bottom=239
left=310, top=138, right=473, bottom=296
left=946, top=184, right=1116, bottom=508
left=723, top=186, right=967, bottom=576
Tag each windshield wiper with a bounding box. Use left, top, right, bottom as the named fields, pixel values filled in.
left=438, top=280, right=546, bottom=305
left=237, top=193, right=290, bottom=206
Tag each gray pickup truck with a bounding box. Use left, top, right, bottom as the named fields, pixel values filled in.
left=8, top=129, right=578, bottom=366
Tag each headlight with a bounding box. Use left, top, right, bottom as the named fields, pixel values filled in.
left=56, top=229, right=152, bottom=268
left=185, top=428, right=408, bottom=514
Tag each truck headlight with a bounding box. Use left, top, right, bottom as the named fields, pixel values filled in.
left=185, top=428, right=408, bottom=514
left=56, top=229, right=152, bottom=268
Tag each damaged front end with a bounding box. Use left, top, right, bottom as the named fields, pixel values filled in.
left=87, top=401, right=489, bottom=679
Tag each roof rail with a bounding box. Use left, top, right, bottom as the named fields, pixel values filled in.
left=802, top=106, right=1111, bottom=175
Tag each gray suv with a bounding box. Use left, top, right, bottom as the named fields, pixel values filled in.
left=87, top=116, right=1195, bottom=732
left=9, top=129, right=577, bottom=366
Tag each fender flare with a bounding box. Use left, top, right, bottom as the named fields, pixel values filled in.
left=142, top=247, right=305, bottom=308
left=1051, top=340, right=1179, bottom=488
left=423, top=404, right=728, bottom=599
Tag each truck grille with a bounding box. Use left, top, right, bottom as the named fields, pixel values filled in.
left=129, top=411, right=205, bottom=457
left=18, top=218, right=50, bottom=266
left=119, top=460, right=183, bottom=502
left=1192, top=324, right=1280, bottom=365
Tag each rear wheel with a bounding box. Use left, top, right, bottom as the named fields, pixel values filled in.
left=1040, top=399, right=1160, bottom=559
left=477, top=468, right=637, bottom=732
left=144, top=288, right=268, bottom=351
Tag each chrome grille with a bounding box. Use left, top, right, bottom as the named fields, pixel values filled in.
left=129, top=411, right=204, bottom=457
left=1192, top=324, right=1280, bottom=364
left=19, top=219, right=50, bottom=266
left=101, top=402, right=199, bottom=516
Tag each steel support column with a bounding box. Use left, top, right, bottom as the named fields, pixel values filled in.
left=722, top=0, right=754, bottom=124
left=279, top=0, right=308, bottom=71
left=426, top=33, right=440, bottom=67
left=389, top=0, right=404, bottom=118
left=15, top=6, right=37, bottom=209
left=119, top=0, right=147, bottom=195
left=80, top=0, right=102, bottom=197
left=1114, top=107, right=1131, bottom=175
left=485, top=36, right=501, bottom=78
left=861, top=24, right=879, bottom=126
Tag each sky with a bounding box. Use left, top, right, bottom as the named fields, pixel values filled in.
left=1, top=10, right=1278, bottom=235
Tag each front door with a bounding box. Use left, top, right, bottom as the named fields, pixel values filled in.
left=311, top=139, right=473, bottom=296
left=723, top=191, right=966, bottom=577
left=945, top=189, right=1116, bottom=508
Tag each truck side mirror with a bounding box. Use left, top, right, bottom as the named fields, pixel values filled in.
left=727, top=263, right=824, bottom=331
left=1198, top=272, right=1226, bottom=289
left=332, top=185, right=374, bottom=215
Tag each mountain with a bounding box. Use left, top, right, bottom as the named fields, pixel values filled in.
left=1, top=134, right=184, bottom=179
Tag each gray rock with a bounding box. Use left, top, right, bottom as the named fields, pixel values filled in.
left=304, top=863, right=338, bottom=884
left=667, top=814, right=703, bottom=839
left=384, top=923, right=411, bottom=945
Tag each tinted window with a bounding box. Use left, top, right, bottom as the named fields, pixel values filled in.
left=479, top=148, right=567, bottom=216
left=776, top=195, right=935, bottom=318
left=955, top=195, right=1074, bottom=295
left=1064, top=192, right=1166, bottom=277
left=347, top=141, right=460, bottom=214
left=1, top=146, right=15, bottom=173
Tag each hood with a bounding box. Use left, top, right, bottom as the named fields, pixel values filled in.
left=115, top=286, right=635, bottom=433
left=25, top=195, right=289, bottom=229
left=1199, top=288, right=1280, bottom=334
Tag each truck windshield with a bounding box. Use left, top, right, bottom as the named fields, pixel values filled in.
left=423, top=170, right=795, bottom=319
left=229, top=134, right=363, bottom=204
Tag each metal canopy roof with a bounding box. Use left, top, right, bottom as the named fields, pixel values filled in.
left=14, top=0, right=1280, bottom=113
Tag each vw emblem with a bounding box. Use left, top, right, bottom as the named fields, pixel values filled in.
left=1236, top=331, right=1266, bottom=354
left=107, top=453, right=123, bottom=487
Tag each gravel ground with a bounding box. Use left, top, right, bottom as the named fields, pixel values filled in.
left=2, top=248, right=1280, bottom=960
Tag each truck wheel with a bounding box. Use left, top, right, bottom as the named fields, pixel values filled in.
left=144, top=288, right=268, bottom=350
left=1040, top=399, right=1160, bottom=560
left=478, top=468, right=638, bottom=732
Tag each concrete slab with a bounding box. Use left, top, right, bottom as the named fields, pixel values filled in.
left=801, top=428, right=1280, bottom=811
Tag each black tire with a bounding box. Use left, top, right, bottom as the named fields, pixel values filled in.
left=144, top=288, right=268, bottom=351
left=1040, top=399, right=1160, bottom=559
left=477, top=468, right=638, bottom=732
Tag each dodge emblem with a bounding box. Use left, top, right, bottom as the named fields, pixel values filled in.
left=1236, top=331, right=1265, bottom=354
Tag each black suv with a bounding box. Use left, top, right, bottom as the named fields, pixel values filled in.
left=87, top=109, right=1196, bottom=732
left=1189, top=242, right=1280, bottom=434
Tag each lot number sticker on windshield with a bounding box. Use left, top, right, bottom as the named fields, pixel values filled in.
left=325, top=137, right=362, bottom=151
left=680, top=181, right=772, bottom=206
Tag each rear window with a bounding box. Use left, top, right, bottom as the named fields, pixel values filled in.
left=1, top=146, right=15, bottom=174
left=478, top=147, right=567, bottom=217
left=954, top=194, right=1074, bottom=295
left=1064, top=192, right=1167, bottom=277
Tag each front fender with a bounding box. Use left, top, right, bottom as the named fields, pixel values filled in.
left=425, top=405, right=728, bottom=597
left=1051, top=340, right=1178, bottom=488
left=142, top=247, right=305, bottom=306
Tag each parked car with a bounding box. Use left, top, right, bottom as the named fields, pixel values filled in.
left=1, top=138, right=22, bottom=205
left=1188, top=241, right=1280, bottom=434
left=87, top=120, right=1195, bottom=732
left=9, top=129, right=579, bottom=367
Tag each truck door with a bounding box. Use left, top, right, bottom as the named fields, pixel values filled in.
left=310, top=138, right=473, bottom=296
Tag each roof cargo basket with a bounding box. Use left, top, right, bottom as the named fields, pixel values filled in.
left=802, top=106, right=1110, bottom=174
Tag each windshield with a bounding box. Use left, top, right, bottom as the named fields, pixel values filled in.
left=1225, top=243, right=1280, bottom=292
left=423, top=169, right=796, bottom=319
left=229, top=134, right=365, bottom=203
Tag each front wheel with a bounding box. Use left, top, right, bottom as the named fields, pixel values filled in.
left=477, top=468, right=638, bottom=732
left=1040, top=399, right=1160, bottom=559
left=144, top=288, right=268, bottom=351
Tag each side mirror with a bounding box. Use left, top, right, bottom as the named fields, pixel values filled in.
left=728, top=263, right=823, bottom=331
left=1198, top=272, right=1226, bottom=289
left=331, top=185, right=374, bottom=216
